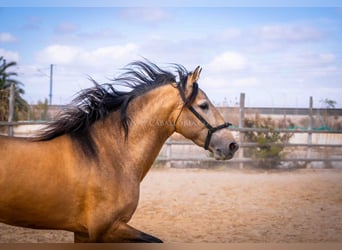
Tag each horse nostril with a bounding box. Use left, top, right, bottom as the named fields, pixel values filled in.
left=229, top=142, right=239, bottom=152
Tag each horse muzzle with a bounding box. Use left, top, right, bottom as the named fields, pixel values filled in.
left=213, top=141, right=239, bottom=160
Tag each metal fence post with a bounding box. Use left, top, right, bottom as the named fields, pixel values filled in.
left=166, top=139, right=172, bottom=160
left=306, top=96, right=313, bottom=168
left=165, top=139, right=172, bottom=168
left=7, top=83, right=15, bottom=136
left=239, top=93, right=245, bottom=169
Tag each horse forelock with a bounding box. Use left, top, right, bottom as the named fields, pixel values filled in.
left=33, top=60, right=193, bottom=159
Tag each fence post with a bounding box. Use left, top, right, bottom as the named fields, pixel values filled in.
left=7, top=82, right=15, bottom=136
left=239, top=93, right=245, bottom=169
left=307, top=96, right=313, bottom=168
left=166, top=139, right=172, bottom=159
left=165, top=139, right=172, bottom=167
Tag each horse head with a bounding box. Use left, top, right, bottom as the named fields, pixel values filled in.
left=174, top=66, right=239, bottom=160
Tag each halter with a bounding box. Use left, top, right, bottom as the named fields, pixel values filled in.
left=176, top=83, right=232, bottom=150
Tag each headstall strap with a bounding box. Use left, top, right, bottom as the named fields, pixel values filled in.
left=176, top=83, right=232, bottom=150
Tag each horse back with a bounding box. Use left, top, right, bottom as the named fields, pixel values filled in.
left=0, top=135, right=68, bottom=171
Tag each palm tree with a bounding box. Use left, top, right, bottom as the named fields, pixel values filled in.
left=0, top=56, right=28, bottom=121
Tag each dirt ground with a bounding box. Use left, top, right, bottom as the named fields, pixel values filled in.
left=0, top=168, right=341, bottom=243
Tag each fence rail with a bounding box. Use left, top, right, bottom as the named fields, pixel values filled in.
left=1, top=93, right=341, bottom=168
left=1, top=121, right=341, bottom=167
left=229, top=127, right=342, bottom=134
left=161, top=138, right=342, bottom=163
left=0, top=121, right=47, bottom=126
left=165, top=140, right=342, bottom=148
left=1, top=121, right=341, bottom=132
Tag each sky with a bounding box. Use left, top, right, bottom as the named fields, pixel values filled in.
left=1, top=1, right=342, bottom=108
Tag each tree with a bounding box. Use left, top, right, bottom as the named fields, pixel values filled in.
left=320, top=98, right=337, bottom=109
left=0, top=57, right=28, bottom=121
left=29, top=98, right=49, bottom=120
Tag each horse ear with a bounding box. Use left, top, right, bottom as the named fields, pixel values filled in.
left=191, top=66, right=202, bottom=83
left=182, top=66, right=201, bottom=96
left=185, top=66, right=201, bottom=91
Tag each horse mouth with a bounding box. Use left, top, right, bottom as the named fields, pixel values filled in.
left=213, top=151, right=234, bottom=161
left=211, top=142, right=239, bottom=161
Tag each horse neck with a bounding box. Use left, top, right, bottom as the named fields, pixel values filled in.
left=128, top=84, right=180, bottom=142
left=94, top=83, right=181, bottom=179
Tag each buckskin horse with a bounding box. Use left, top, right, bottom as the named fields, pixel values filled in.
left=0, top=61, right=238, bottom=242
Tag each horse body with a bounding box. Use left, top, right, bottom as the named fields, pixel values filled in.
left=0, top=61, right=238, bottom=242
left=0, top=135, right=86, bottom=230
left=0, top=84, right=178, bottom=241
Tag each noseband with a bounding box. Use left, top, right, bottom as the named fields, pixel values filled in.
left=176, top=83, right=232, bottom=150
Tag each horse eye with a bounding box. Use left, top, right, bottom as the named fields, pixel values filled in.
left=198, top=102, right=209, bottom=110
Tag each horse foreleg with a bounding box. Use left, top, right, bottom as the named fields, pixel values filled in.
left=100, top=222, right=163, bottom=243
left=74, top=232, right=90, bottom=242
left=74, top=223, right=162, bottom=243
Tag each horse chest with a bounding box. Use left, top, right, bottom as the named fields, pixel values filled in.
left=85, top=170, right=140, bottom=218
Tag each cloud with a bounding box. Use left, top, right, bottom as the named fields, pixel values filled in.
left=201, top=76, right=228, bottom=89
left=54, top=22, right=78, bottom=34
left=255, top=24, right=323, bottom=42
left=293, top=51, right=336, bottom=65
left=85, top=44, right=139, bottom=64
left=36, top=45, right=81, bottom=64
left=201, top=74, right=258, bottom=91
left=232, top=77, right=258, bottom=87
left=77, top=29, right=123, bottom=40
left=27, top=43, right=140, bottom=104
left=0, top=32, right=17, bottom=43
left=294, top=52, right=338, bottom=77
left=207, top=51, right=247, bottom=72
left=119, top=7, right=170, bottom=22
left=0, top=48, right=20, bottom=61
left=35, top=43, right=140, bottom=73
left=22, top=16, right=42, bottom=30
left=216, top=28, right=241, bottom=41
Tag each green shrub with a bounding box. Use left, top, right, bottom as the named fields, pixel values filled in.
left=244, top=115, right=293, bottom=169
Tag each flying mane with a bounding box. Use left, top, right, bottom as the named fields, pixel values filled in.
left=34, top=60, right=198, bottom=158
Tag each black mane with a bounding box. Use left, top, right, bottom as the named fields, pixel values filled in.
left=34, top=61, right=193, bottom=158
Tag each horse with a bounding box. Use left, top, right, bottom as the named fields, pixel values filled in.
left=0, top=61, right=238, bottom=242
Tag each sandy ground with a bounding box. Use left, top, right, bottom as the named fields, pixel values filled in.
left=0, top=168, right=341, bottom=243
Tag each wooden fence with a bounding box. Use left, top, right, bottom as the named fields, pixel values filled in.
left=159, top=129, right=342, bottom=168
left=1, top=93, right=341, bottom=168
left=1, top=121, right=341, bottom=168
left=158, top=94, right=342, bottom=168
